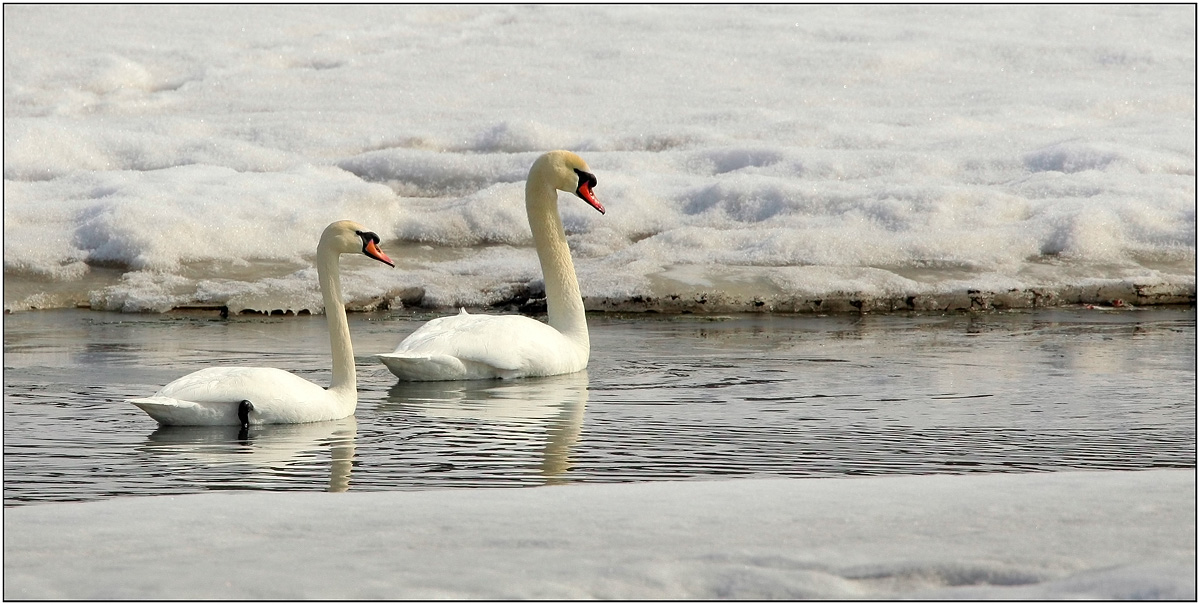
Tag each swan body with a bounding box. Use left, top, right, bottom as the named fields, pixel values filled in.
left=380, top=150, right=603, bottom=381
left=129, top=220, right=394, bottom=426
left=381, top=309, right=588, bottom=380
left=130, top=367, right=346, bottom=425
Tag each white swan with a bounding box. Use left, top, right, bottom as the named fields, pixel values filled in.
left=129, top=220, right=395, bottom=426
left=379, top=150, right=603, bottom=381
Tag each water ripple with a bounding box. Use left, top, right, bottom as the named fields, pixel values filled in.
left=3, top=310, right=1195, bottom=506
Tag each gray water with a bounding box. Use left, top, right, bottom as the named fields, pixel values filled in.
left=3, top=308, right=1195, bottom=507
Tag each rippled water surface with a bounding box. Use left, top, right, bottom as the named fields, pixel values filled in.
left=4, top=308, right=1195, bottom=506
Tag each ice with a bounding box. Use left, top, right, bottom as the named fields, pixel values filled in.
left=3, top=5, right=1195, bottom=313
left=4, top=470, right=1194, bottom=599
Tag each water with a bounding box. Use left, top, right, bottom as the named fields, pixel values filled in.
left=4, top=308, right=1194, bottom=507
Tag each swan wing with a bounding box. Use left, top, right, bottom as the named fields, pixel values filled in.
left=380, top=312, right=584, bottom=380
left=129, top=395, right=242, bottom=426
left=129, top=367, right=333, bottom=426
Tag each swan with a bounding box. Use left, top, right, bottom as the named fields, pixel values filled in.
left=379, top=150, right=603, bottom=381
left=129, top=220, right=395, bottom=426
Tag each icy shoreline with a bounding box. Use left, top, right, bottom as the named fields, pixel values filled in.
left=5, top=274, right=1195, bottom=316
left=4, top=470, right=1194, bottom=600
left=586, top=280, right=1196, bottom=314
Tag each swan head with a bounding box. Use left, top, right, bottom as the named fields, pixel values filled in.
left=531, top=150, right=604, bottom=215
left=320, top=220, right=395, bottom=267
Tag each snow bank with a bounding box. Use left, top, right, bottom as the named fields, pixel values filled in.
left=3, top=5, right=1195, bottom=313
left=4, top=470, right=1194, bottom=599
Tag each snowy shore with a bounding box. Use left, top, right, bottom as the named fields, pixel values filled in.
left=4, top=5, right=1195, bottom=314
left=5, top=470, right=1194, bottom=600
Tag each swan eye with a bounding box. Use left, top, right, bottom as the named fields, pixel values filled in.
left=356, top=230, right=382, bottom=254
left=572, top=168, right=604, bottom=214
left=356, top=230, right=394, bottom=266
left=574, top=168, right=597, bottom=189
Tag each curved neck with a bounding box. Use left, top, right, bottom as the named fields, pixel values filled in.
left=315, top=243, right=357, bottom=403
left=526, top=179, right=589, bottom=354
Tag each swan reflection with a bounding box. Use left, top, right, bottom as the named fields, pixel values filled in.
left=140, top=416, right=357, bottom=492
left=384, top=371, right=588, bottom=484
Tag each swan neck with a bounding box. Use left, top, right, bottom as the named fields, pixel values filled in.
left=526, top=178, right=589, bottom=352
left=316, top=242, right=357, bottom=405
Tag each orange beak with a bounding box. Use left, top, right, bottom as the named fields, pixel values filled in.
left=365, top=239, right=394, bottom=267
left=577, top=180, right=605, bottom=214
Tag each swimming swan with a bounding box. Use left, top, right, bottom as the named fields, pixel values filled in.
left=379, top=150, right=603, bottom=381
left=129, top=220, right=395, bottom=426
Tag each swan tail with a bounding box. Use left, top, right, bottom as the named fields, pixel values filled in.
left=379, top=352, right=520, bottom=381
left=128, top=396, right=241, bottom=426
left=378, top=353, right=467, bottom=381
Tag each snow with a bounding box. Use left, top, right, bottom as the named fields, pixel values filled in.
left=4, top=470, right=1194, bottom=599
left=3, top=4, right=1195, bottom=313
